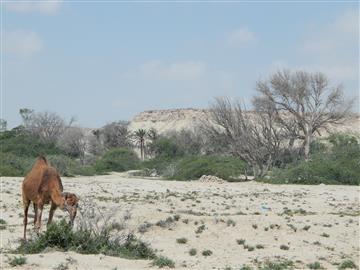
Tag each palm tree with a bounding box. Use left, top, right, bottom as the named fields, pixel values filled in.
left=134, top=129, right=147, bottom=160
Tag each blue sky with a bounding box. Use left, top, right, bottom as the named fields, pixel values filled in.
left=2, top=1, right=359, bottom=128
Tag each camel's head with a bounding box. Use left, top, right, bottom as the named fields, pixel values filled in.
left=62, top=192, right=79, bottom=227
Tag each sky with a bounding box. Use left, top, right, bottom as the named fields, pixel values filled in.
left=2, top=0, right=359, bottom=128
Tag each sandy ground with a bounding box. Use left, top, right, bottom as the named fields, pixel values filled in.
left=1, top=174, right=359, bottom=269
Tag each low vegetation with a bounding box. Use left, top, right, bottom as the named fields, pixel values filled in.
left=259, top=259, right=294, bottom=270
left=94, top=148, right=140, bottom=173
left=7, top=256, right=27, bottom=267
left=202, top=249, right=213, bottom=256
left=338, top=260, right=357, bottom=270
left=152, top=256, right=175, bottom=268
left=16, top=219, right=155, bottom=260
left=267, top=134, right=360, bottom=185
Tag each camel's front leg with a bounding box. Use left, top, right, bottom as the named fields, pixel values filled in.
left=35, top=200, right=44, bottom=233
left=47, top=202, right=57, bottom=226
left=33, top=202, right=38, bottom=226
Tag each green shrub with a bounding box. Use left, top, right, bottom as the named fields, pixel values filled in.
left=152, top=256, right=175, bottom=268
left=0, top=129, right=97, bottom=177
left=16, top=219, right=155, bottom=260
left=259, top=259, right=294, bottom=270
left=189, top=248, right=197, bottom=256
left=176, top=237, right=188, bottom=244
left=240, top=266, right=254, bottom=270
left=307, top=262, right=323, bottom=269
left=168, top=155, right=246, bottom=181
left=268, top=134, right=360, bottom=185
left=95, top=148, right=140, bottom=173
left=202, top=250, right=213, bottom=256
left=71, top=165, right=97, bottom=176
left=0, top=153, right=34, bottom=176
left=338, top=260, right=357, bottom=269
left=8, top=256, right=27, bottom=267
left=236, top=239, right=246, bottom=245
left=280, top=244, right=289, bottom=250
left=47, top=155, right=78, bottom=176
left=0, top=218, right=6, bottom=230
left=0, top=129, right=64, bottom=157
left=148, top=137, right=185, bottom=159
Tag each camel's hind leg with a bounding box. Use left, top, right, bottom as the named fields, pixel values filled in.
left=23, top=199, right=30, bottom=240
left=33, top=202, right=37, bottom=226
left=47, top=202, right=57, bottom=226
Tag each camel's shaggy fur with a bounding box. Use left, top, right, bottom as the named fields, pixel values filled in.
left=22, top=156, right=79, bottom=240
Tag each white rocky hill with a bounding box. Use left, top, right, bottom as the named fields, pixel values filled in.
left=128, top=108, right=360, bottom=137
left=128, top=108, right=211, bottom=134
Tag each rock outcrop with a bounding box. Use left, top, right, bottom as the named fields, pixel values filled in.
left=128, top=108, right=211, bottom=134
left=128, top=108, right=360, bottom=137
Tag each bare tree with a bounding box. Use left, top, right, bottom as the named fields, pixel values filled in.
left=88, top=129, right=105, bottom=156
left=255, top=69, right=353, bottom=160
left=166, top=128, right=204, bottom=155
left=19, top=108, right=34, bottom=128
left=102, top=121, right=131, bottom=149
left=19, top=109, right=72, bottom=144
left=147, top=128, right=158, bottom=142
left=58, top=127, right=87, bottom=164
left=208, top=97, right=284, bottom=178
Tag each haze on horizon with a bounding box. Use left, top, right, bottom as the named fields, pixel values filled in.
left=2, top=1, right=359, bottom=129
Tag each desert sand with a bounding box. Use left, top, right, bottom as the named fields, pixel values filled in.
left=1, top=174, right=359, bottom=269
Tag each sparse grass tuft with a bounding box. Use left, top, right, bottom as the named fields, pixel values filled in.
left=152, top=256, right=175, bottom=268
left=0, top=218, right=6, bottom=230
left=138, top=222, right=153, bottom=233
left=236, top=239, right=246, bottom=245
left=156, top=216, right=175, bottom=228
left=226, top=219, right=236, bottom=227
left=202, top=250, right=213, bottom=256
left=308, top=262, right=324, bottom=269
left=338, top=260, right=357, bottom=269
left=259, top=259, right=294, bottom=270
left=244, top=244, right=254, bottom=251
left=189, top=248, right=197, bottom=256
left=240, top=266, right=254, bottom=270
left=8, top=256, right=27, bottom=267
left=54, top=262, right=69, bottom=270
left=195, top=224, right=206, bottom=234
left=176, top=238, right=188, bottom=244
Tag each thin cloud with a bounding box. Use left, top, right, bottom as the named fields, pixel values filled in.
left=5, top=30, right=43, bottom=57
left=6, top=0, right=62, bottom=15
left=227, top=27, right=256, bottom=47
left=302, top=9, right=358, bottom=54
left=267, top=61, right=357, bottom=81
left=123, top=60, right=207, bottom=81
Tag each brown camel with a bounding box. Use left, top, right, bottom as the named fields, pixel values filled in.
left=22, top=156, right=79, bottom=240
